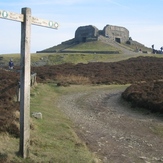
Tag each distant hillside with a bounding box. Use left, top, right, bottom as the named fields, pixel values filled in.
left=38, top=40, right=120, bottom=54
left=37, top=24, right=152, bottom=54
left=37, top=38, right=152, bottom=55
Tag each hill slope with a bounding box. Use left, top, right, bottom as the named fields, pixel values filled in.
left=37, top=36, right=152, bottom=54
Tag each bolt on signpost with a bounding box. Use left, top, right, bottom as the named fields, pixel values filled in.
left=0, top=8, right=59, bottom=158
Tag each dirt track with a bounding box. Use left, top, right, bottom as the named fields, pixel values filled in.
left=56, top=85, right=163, bottom=163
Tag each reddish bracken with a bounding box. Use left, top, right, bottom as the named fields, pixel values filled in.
left=1, top=56, right=163, bottom=137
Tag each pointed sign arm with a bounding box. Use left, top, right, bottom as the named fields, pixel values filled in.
left=0, top=9, right=59, bottom=29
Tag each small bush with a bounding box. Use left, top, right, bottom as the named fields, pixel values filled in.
left=7, top=121, right=19, bottom=138
left=0, top=153, right=9, bottom=163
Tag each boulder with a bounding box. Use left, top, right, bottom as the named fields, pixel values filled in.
left=31, top=112, right=42, bottom=119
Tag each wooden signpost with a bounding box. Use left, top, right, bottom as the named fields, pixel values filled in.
left=0, top=9, right=59, bottom=28
left=0, top=8, right=59, bottom=158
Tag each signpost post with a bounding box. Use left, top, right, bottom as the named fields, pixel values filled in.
left=0, top=7, right=59, bottom=158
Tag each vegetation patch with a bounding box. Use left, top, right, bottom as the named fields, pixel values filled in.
left=122, top=81, right=163, bottom=113
left=66, top=41, right=119, bottom=51
left=0, top=84, right=98, bottom=163
left=56, top=74, right=91, bottom=86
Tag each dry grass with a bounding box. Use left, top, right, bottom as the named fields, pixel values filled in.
left=56, top=74, right=91, bottom=85
left=0, top=133, right=19, bottom=163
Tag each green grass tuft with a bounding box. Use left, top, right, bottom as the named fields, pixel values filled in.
left=0, top=84, right=99, bottom=163
left=29, top=84, right=98, bottom=163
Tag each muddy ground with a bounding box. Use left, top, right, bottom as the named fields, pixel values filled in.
left=1, top=56, right=163, bottom=162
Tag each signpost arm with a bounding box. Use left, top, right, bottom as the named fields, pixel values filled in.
left=19, top=7, right=31, bottom=158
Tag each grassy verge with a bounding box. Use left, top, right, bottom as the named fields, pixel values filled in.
left=30, top=84, right=98, bottom=163
left=0, top=84, right=98, bottom=163
left=33, top=52, right=162, bottom=65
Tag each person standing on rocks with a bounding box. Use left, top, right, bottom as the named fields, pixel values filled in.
left=9, top=58, right=14, bottom=69
left=152, top=44, right=155, bottom=53
left=160, top=47, right=163, bottom=54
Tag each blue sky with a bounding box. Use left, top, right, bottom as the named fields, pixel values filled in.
left=0, top=0, right=163, bottom=54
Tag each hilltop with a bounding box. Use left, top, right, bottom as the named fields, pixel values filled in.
left=0, top=24, right=154, bottom=67
left=37, top=24, right=152, bottom=54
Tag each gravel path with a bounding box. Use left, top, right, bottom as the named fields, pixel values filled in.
left=56, top=86, right=163, bottom=163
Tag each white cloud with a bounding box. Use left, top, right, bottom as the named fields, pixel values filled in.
left=105, top=0, right=129, bottom=8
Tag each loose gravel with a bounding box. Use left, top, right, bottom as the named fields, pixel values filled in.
left=56, top=86, right=163, bottom=163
